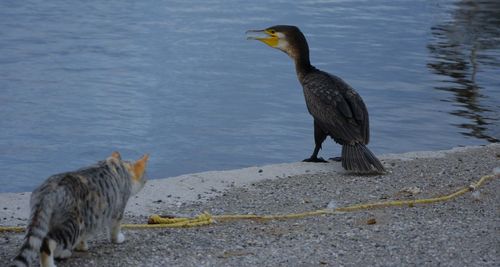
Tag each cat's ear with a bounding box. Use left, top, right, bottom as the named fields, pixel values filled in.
left=133, top=154, right=149, bottom=180
left=111, top=151, right=121, bottom=160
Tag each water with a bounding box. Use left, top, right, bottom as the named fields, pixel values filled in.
left=0, top=0, right=498, bottom=192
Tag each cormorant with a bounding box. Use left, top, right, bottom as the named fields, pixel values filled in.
left=247, top=25, right=385, bottom=174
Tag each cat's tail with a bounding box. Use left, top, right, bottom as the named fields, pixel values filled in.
left=341, top=143, right=385, bottom=174
left=10, top=199, right=53, bottom=267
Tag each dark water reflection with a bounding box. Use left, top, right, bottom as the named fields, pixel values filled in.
left=427, top=0, right=500, bottom=142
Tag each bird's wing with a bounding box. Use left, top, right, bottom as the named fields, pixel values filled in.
left=302, top=71, right=369, bottom=143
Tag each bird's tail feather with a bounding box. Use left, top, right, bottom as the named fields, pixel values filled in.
left=342, top=143, right=385, bottom=174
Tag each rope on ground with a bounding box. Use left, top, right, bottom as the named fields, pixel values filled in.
left=0, top=226, right=24, bottom=233
left=0, top=173, right=497, bottom=233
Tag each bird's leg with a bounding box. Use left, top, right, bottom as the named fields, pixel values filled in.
left=329, top=156, right=342, bottom=162
left=303, top=144, right=328, bottom=163
left=327, top=137, right=343, bottom=162
left=303, top=121, right=328, bottom=163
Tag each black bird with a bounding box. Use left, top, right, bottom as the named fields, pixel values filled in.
left=247, top=25, right=385, bottom=174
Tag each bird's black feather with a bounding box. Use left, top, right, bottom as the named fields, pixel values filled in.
left=301, top=70, right=369, bottom=144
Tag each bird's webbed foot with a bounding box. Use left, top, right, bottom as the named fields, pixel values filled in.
left=302, top=157, right=328, bottom=163
left=328, top=156, right=342, bottom=162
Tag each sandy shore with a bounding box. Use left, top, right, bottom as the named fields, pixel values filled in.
left=1, top=144, right=499, bottom=266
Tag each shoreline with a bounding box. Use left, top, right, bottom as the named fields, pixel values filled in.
left=1, top=144, right=498, bottom=227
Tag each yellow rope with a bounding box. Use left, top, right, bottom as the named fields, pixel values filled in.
left=133, top=173, right=498, bottom=226
left=0, top=173, right=496, bottom=233
left=122, top=213, right=214, bottom=229
left=0, top=226, right=24, bottom=233
left=335, top=173, right=494, bottom=212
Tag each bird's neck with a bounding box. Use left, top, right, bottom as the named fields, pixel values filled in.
left=288, top=45, right=314, bottom=81
left=293, top=55, right=314, bottom=81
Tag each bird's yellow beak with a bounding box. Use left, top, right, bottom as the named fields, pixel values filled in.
left=246, top=29, right=279, bottom=48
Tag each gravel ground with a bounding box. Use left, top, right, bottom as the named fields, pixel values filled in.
left=1, top=144, right=499, bottom=266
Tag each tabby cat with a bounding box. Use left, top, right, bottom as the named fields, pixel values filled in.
left=10, top=152, right=149, bottom=267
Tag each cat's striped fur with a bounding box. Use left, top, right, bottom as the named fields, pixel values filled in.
left=10, top=152, right=149, bottom=267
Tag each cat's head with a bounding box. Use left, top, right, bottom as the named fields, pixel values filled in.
left=109, top=151, right=149, bottom=195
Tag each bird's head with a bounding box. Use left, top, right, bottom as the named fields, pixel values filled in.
left=246, top=25, right=308, bottom=59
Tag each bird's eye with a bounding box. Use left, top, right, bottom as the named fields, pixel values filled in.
left=269, top=30, right=276, bottom=34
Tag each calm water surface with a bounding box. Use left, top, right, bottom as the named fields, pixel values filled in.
left=1, top=0, right=498, bottom=192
